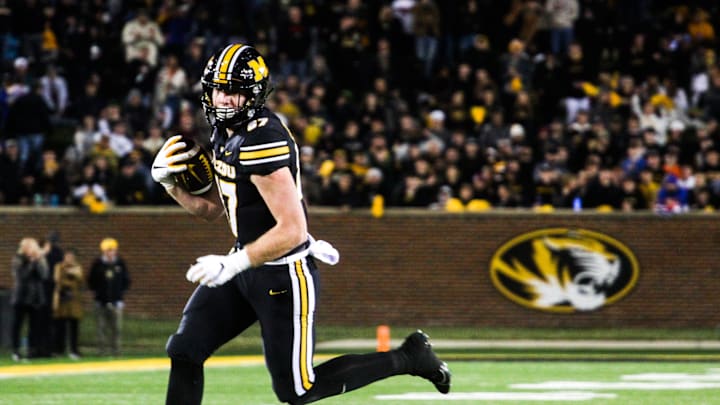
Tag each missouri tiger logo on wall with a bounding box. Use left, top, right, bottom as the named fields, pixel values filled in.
left=489, top=228, right=639, bottom=313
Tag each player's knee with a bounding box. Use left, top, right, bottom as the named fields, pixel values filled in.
left=271, top=379, right=306, bottom=404
left=166, top=333, right=208, bottom=365
left=272, top=384, right=297, bottom=403
left=282, top=391, right=321, bottom=405
left=280, top=394, right=307, bottom=405
left=276, top=383, right=327, bottom=405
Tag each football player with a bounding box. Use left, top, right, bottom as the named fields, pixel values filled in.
left=151, top=44, right=451, bottom=404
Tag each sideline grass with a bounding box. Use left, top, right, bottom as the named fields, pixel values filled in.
left=31, top=316, right=720, bottom=357
left=1, top=359, right=719, bottom=404
left=3, top=318, right=720, bottom=363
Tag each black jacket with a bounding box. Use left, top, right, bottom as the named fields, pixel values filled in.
left=88, top=257, right=130, bottom=304
left=5, top=91, right=52, bottom=137
left=10, top=254, right=49, bottom=308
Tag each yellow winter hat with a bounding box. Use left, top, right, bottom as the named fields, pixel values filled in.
left=100, top=238, right=119, bottom=251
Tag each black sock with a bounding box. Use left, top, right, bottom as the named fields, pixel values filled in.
left=166, top=358, right=204, bottom=405
left=296, top=351, right=405, bottom=404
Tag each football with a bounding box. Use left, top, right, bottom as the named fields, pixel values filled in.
left=173, top=137, right=214, bottom=195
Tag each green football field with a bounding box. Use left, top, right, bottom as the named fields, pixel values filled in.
left=1, top=357, right=719, bottom=404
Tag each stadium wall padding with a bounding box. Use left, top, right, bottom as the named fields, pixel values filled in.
left=0, top=208, right=718, bottom=328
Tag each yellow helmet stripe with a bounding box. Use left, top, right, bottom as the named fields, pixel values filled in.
left=215, top=43, right=243, bottom=83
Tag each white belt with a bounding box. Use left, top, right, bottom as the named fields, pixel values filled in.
left=264, top=247, right=311, bottom=265
left=264, top=235, right=340, bottom=266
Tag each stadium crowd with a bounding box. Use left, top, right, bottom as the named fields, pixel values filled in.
left=1, top=0, right=720, bottom=213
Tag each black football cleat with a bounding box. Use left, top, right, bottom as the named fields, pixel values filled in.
left=399, top=330, right=452, bottom=394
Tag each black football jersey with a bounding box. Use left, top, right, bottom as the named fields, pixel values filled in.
left=210, top=108, right=305, bottom=247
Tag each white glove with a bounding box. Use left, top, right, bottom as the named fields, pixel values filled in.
left=151, top=135, right=197, bottom=190
left=186, top=249, right=252, bottom=287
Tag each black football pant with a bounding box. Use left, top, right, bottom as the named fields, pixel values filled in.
left=165, top=257, right=405, bottom=404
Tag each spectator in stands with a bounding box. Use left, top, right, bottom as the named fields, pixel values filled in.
left=276, top=5, right=312, bottom=81
left=446, top=181, right=490, bottom=212
left=34, top=149, right=69, bottom=206
left=413, top=0, right=441, bottom=79
left=0, top=73, right=10, bottom=129
left=88, top=237, right=130, bottom=356
left=52, top=247, right=84, bottom=360
left=10, top=56, right=33, bottom=90
left=456, top=0, right=485, bottom=55
left=182, top=37, right=206, bottom=94
left=499, top=38, right=534, bottom=97
left=655, top=173, right=690, bottom=213
left=465, top=38, right=498, bottom=85
left=124, top=88, right=152, bottom=136
left=497, top=181, right=522, bottom=207
left=478, top=108, right=510, bottom=150
left=621, top=137, right=647, bottom=178
left=374, top=7, right=414, bottom=90
left=531, top=162, right=562, bottom=207
left=583, top=167, right=623, bottom=210
left=142, top=122, right=167, bottom=156
left=125, top=47, right=158, bottom=102
left=159, top=2, right=195, bottom=58
left=459, top=138, right=484, bottom=182
left=393, top=157, right=439, bottom=207
left=327, top=13, right=372, bottom=94
left=638, top=167, right=660, bottom=207
left=636, top=100, right=671, bottom=140
left=68, top=79, right=106, bottom=120
left=619, top=176, right=648, bottom=211
left=532, top=52, right=564, bottom=122
left=687, top=8, right=715, bottom=45
left=299, top=145, right=322, bottom=204
left=560, top=42, right=593, bottom=124
left=0, top=1, right=14, bottom=63
left=470, top=172, right=494, bottom=202
left=4, top=80, right=51, bottom=172
left=0, top=139, right=23, bottom=203
left=545, top=0, right=579, bottom=56
left=92, top=154, right=116, bottom=191
left=322, top=171, right=364, bottom=209
left=121, top=8, right=164, bottom=68
left=699, top=70, right=720, bottom=121
left=153, top=53, right=187, bottom=124
left=393, top=173, right=433, bottom=207
left=112, top=159, right=149, bottom=205
left=103, top=120, right=134, bottom=159
left=13, top=0, right=44, bottom=64
left=39, top=64, right=68, bottom=118
left=68, top=114, right=100, bottom=165
left=362, top=166, right=391, bottom=205
left=71, top=162, right=109, bottom=211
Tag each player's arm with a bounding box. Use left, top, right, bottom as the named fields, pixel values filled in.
left=186, top=167, right=308, bottom=287
left=166, top=184, right=225, bottom=221
left=244, top=167, right=307, bottom=264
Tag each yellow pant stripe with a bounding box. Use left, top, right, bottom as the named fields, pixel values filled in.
left=294, top=260, right=313, bottom=391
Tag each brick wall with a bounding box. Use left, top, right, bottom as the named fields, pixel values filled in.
left=1, top=208, right=718, bottom=328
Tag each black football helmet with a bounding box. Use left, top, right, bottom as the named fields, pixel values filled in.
left=201, top=44, right=271, bottom=128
